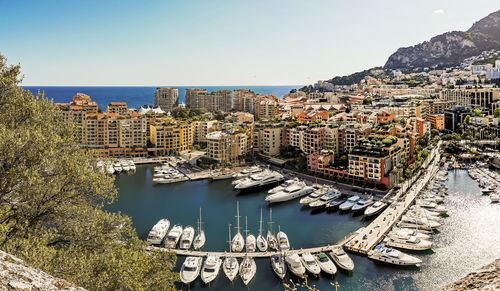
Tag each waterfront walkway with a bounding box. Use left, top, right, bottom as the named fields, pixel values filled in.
left=344, top=142, right=442, bottom=255
left=150, top=231, right=358, bottom=258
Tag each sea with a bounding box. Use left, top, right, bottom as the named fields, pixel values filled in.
left=107, top=167, right=500, bottom=291
left=23, top=86, right=301, bottom=110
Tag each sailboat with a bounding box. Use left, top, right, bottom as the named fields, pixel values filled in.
left=193, top=208, right=206, bottom=250
left=223, top=224, right=239, bottom=282
left=239, top=234, right=257, bottom=286
left=277, top=225, right=290, bottom=251
left=267, top=208, right=278, bottom=250
left=256, top=208, right=268, bottom=252
left=245, top=216, right=256, bottom=252
left=231, top=201, right=244, bottom=252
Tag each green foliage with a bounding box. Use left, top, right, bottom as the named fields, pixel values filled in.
left=494, top=108, right=500, bottom=118
left=0, top=54, right=176, bottom=290
left=473, top=108, right=482, bottom=117
left=464, top=115, right=471, bottom=123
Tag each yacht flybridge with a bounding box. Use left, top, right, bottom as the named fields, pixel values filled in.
left=368, top=245, right=422, bottom=266
left=180, top=256, right=202, bottom=284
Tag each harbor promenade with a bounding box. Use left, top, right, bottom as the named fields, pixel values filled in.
left=344, top=143, right=442, bottom=255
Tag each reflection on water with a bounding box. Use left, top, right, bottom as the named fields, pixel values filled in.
left=108, top=167, right=500, bottom=291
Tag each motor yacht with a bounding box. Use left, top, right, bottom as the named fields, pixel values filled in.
left=180, top=226, right=195, bottom=250
left=368, top=245, right=422, bottom=266
left=235, top=170, right=284, bottom=190
left=165, top=224, right=183, bottom=248
left=285, top=253, right=306, bottom=278
left=351, top=197, right=375, bottom=212
left=270, top=253, right=287, bottom=279
left=481, top=186, right=496, bottom=194
left=146, top=219, right=170, bottom=245
left=193, top=208, right=205, bottom=250
left=105, top=163, right=115, bottom=175
left=314, top=253, right=337, bottom=275
left=128, top=160, right=136, bottom=171
left=223, top=225, right=239, bottom=282
left=233, top=166, right=262, bottom=179
left=268, top=178, right=298, bottom=194
left=339, top=195, right=360, bottom=211
left=389, top=227, right=431, bottom=240
left=300, top=253, right=321, bottom=276
left=325, top=197, right=347, bottom=210
left=239, top=255, right=256, bottom=285
left=398, top=216, right=441, bottom=230
left=180, top=256, right=203, bottom=284
left=265, top=182, right=314, bottom=203
left=385, top=234, right=433, bottom=251
left=201, top=255, right=222, bottom=284
left=309, top=192, right=340, bottom=208
left=232, top=202, right=244, bottom=252
left=299, top=186, right=329, bottom=205
left=113, top=161, right=122, bottom=172
left=121, top=160, right=130, bottom=172
left=277, top=228, right=290, bottom=251
left=256, top=208, right=268, bottom=252
left=490, top=192, right=500, bottom=203
left=329, top=246, right=354, bottom=271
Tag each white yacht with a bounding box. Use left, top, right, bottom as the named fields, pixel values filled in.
left=309, top=192, right=340, bottom=208
left=256, top=209, right=268, bottom=252
left=490, top=192, right=500, bottom=203
left=268, top=178, right=297, bottom=194
left=385, top=234, right=433, bottom=251
left=233, top=166, right=262, bottom=179
left=193, top=208, right=206, bottom=250
left=481, top=186, right=496, bottom=194
left=299, top=188, right=325, bottom=205
left=128, top=160, right=136, bottom=171
left=201, top=255, right=222, bottom=284
left=314, top=253, right=337, bottom=275
left=270, top=253, right=287, bottom=279
left=235, top=170, right=284, bottom=190
left=113, top=161, right=122, bottom=172
left=389, top=227, right=431, bottom=240
left=326, top=197, right=347, bottom=210
left=277, top=228, right=290, bottom=251
left=245, top=217, right=256, bottom=253
left=351, top=197, right=375, bottom=212
left=398, top=216, right=441, bottom=230
left=180, top=226, right=195, bottom=250
left=265, top=182, right=314, bottom=203
left=368, top=245, right=422, bottom=266
left=364, top=201, right=387, bottom=216
left=231, top=202, right=244, bottom=252
left=165, top=224, right=183, bottom=248
left=105, top=163, right=115, bottom=175
left=239, top=255, right=256, bottom=286
left=300, top=253, right=321, bottom=276
left=121, top=160, right=130, bottom=172
left=223, top=225, right=239, bottom=282
left=285, top=253, right=306, bottom=278
left=180, top=256, right=202, bottom=284
left=267, top=208, right=279, bottom=250
left=330, top=246, right=354, bottom=271
left=339, top=195, right=360, bottom=211
left=146, top=219, right=170, bottom=245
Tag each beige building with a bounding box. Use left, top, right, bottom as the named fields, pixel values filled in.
left=150, top=122, right=194, bottom=155
left=154, top=88, right=179, bottom=111
left=440, top=89, right=499, bottom=113
left=206, top=130, right=251, bottom=165
left=262, top=127, right=282, bottom=156
left=233, top=89, right=256, bottom=111
left=185, top=89, right=232, bottom=112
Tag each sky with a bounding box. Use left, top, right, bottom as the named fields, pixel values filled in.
left=0, top=0, right=499, bottom=86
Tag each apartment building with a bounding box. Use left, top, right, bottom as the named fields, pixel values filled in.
left=426, top=113, right=445, bottom=130
left=205, top=130, right=250, bottom=165
left=233, top=89, right=256, bottom=111
left=185, top=89, right=232, bottom=112
left=106, top=102, right=129, bottom=114
left=421, top=100, right=454, bottom=114
left=262, top=127, right=282, bottom=156
left=302, top=127, right=326, bottom=155
left=149, top=122, right=194, bottom=155
left=154, top=88, right=179, bottom=111
left=257, top=99, right=280, bottom=120
left=440, top=89, right=499, bottom=113
left=193, top=120, right=217, bottom=143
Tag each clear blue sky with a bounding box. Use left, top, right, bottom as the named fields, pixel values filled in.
left=0, top=0, right=499, bottom=86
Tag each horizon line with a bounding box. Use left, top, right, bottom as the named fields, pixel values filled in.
left=22, top=84, right=304, bottom=88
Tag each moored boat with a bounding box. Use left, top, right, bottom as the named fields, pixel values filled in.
left=180, top=256, right=202, bottom=284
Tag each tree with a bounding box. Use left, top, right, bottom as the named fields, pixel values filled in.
left=473, top=108, right=482, bottom=117
left=0, top=54, right=176, bottom=290
left=494, top=108, right=500, bottom=118
left=464, top=115, right=471, bottom=124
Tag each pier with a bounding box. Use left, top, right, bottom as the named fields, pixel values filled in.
left=149, top=231, right=358, bottom=258
left=344, top=142, right=442, bottom=255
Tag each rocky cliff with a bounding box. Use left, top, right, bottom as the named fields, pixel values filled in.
left=441, top=259, right=500, bottom=291
left=0, top=250, right=85, bottom=290
left=385, top=10, right=500, bottom=70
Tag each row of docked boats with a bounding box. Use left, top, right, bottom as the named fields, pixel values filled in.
left=152, top=164, right=189, bottom=184
left=179, top=245, right=354, bottom=285
left=368, top=169, right=450, bottom=267
left=146, top=209, right=206, bottom=250
left=468, top=167, right=500, bottom=203
left=97, top=159, right=136, bottom=174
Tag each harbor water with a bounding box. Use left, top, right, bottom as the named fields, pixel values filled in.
left=106, top=167, right=500, bottom=291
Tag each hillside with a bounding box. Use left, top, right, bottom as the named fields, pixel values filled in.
left=385, top=9, right=500, bottom=70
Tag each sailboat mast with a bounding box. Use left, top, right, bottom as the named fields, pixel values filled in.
left=228, top=224, right=232, bottom=252
left=236, top=201, right=241, bottom=234
left=245, top=216, right=248, bottom=237
left=259, top=208, right=263, bottom=235
left=198, top=207, right=202, bottom=233
left=269, top=208, right=274, bottom=234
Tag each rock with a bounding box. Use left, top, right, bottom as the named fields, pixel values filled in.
left=441, top=259, right=500, bottom=291
left=0, top=249, right=86, bottom=290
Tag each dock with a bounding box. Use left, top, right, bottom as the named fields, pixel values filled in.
left=149, top=231, right=358, bottom=258
left=344, top=142, right=442, bottom=255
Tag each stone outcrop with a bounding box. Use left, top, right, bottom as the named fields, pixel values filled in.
left=384, top=9, right=500, bottom=70
left=441, top=259, right=500, bottom=291
left=0, top=250, right=85, bottom=290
